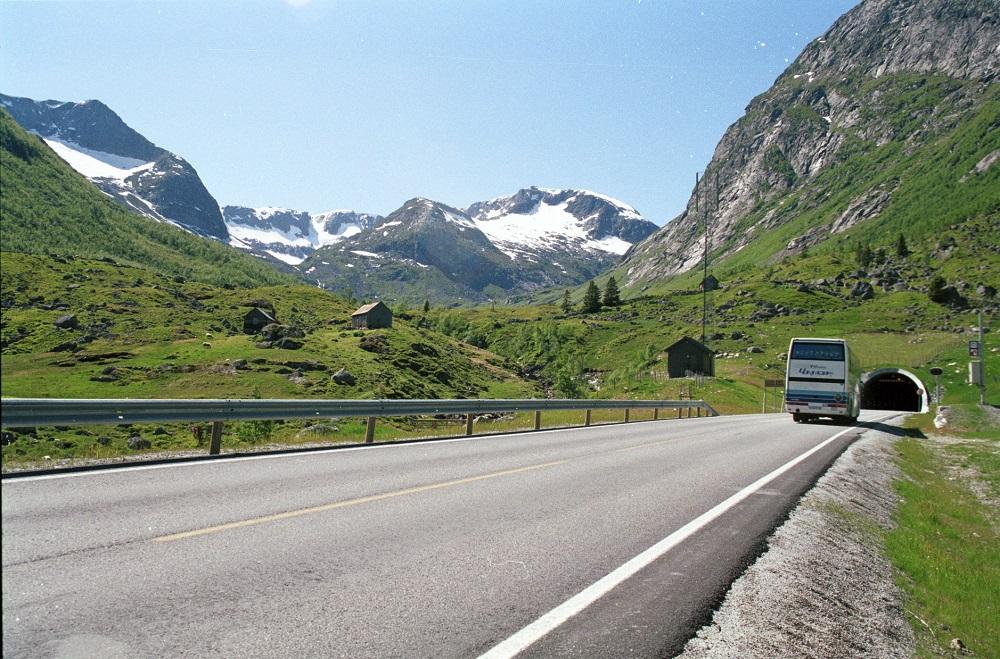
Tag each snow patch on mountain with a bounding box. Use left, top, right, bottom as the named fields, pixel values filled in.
left=43, top=137, right=154, bottom=179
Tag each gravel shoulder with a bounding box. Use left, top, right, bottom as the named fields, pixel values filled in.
left=677, top=422, right=915, bottom=658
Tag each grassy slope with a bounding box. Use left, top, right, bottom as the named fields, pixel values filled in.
left=0, top=108, right=294, bottom=289
left=0, top=253, right=540, bottom=464
left=427, top=212, right=997, bottom=414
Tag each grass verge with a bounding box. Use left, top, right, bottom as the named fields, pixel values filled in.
left=887, top=407, right=999, bottom=658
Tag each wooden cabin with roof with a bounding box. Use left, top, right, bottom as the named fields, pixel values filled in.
left=351, top=301, right=393, bottom=329
left=665, top=336, right=715, bottom=378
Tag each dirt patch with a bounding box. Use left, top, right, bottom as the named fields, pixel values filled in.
left=678, top=424, right=914, bottom=658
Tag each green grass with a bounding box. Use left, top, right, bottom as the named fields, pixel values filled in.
left=887, top=433, right=999, bottom=658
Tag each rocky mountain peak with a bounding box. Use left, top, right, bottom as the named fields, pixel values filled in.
left=620, top=0, right=1000, bottom=288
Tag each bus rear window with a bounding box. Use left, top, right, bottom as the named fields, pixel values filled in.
left=791, top=342, right=844, bottom=361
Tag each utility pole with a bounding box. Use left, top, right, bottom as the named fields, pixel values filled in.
left=703, top=176, right=709, bottom=345
left=979, top=310, right=986, bottom=405
left=697, top=171, right=720, bottom=347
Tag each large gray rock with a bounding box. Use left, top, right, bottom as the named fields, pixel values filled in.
left=54, top=314, right=79, bottom=329
left=331, top=368, right=357, bottom=385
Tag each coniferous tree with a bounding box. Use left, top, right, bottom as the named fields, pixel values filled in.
left=928, top=275, right=948, bottom=303
left=423, top=299, right=430, bottom=313
left=582, top=281, right=602, bottom=313
left=896, top=234, right=910, bottom=258
left=855, top=242, right=873, bottom=268
left=603, top=276, right=622, bottom=307
left=561, top=290, right=572, bottom=314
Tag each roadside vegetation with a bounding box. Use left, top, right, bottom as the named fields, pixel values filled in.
left=888, top=405, right=999, bottom=658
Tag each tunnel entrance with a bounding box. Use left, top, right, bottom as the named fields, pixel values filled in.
left=860, top=368, right=928, bottom=412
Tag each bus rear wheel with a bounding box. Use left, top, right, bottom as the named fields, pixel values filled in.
left=793, top=413, right=805, bottom=423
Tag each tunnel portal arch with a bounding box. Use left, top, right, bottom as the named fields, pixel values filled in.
left=860, top=368, right=929, bottom=413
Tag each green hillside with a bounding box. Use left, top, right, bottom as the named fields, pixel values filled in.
left=425, top=218, right=997, bottom=416
left=1, top=252, right=540, bottom=465
left=0, top=109, right=293, bottom=289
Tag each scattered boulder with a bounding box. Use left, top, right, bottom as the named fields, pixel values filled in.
left=977, top=283, right=997, bottom=298
left=97, top=436, right=112, bottom=446
left=850, top=281, right=875, bottom=300
left=127, top=434, right=151, bottom=450
left=748, top=346, right=765, bottom=354
left=51, top=339, right=81, bottom=353
left=297, top=423, right=340, bottom=437
left=1, top=431, right=15, bottom=446
left=54, top=314, right=79, bottom=329
left=730, top=331, right=746, bottom=340
left=359, top=333, right=390, bottom=354
left=331, top=368, right=357, bottom=386
left=232, top=359, right=249, bottom=370
left=275, top=337, right=303, bottom=350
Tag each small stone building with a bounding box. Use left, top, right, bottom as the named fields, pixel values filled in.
left=243, top=307, right=277, bottom=334
left=666, top=336, right=715, bottom=378
left=700, top=274, right=720, bottom=292
left=352, top=301, right=393, bottom=329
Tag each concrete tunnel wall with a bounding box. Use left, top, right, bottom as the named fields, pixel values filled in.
left=860, top=368, right=929, bottom=413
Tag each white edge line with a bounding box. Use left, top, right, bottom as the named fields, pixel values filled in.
left=477, top=417, right=891, bottom=659
left=2, top=414, right=766, bottom=483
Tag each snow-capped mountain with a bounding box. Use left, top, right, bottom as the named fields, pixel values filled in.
left=297, top=190, right=658, bottom=303
left=3, top=92, right=658, bottom=302
left=0, top=93, right=228, bottom=240
left=467, top=187, right=655, bottom=261
left=222, top=206, right=382, bottom=265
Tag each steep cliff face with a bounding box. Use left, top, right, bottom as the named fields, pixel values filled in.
left=621, top=0, right=999, bottom=289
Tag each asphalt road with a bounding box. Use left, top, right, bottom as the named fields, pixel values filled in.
left=2, top=411, right=897, bottom=658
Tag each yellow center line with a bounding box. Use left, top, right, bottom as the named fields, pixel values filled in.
left=613, top=439, right=673, bottom=453
left=153, top=459, right=568, bottom=543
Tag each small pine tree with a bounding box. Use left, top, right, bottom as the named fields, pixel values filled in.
left=423, top=300, right=430, bottom=313
left=603, top=276, right=622, bottom=307
left=928, top=275, right=948, bottom=303
left=855, top=242, right=873, bottom=268
left=561, top=290, right=572, bottom=314
left=582, top=281, right=602, bottom=313
left=896, top=234, right=909, bottom=258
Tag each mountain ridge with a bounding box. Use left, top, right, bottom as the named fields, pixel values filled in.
left=619, top=0, right=1000, bottom=290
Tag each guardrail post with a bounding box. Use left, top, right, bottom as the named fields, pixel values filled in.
left=466, top=413, right=474, bottom=436
left=624, top=408, right=630, bottom=423
left=209, top=421, right=224, bottom=455
left=677, top=407, right=682, bottom=419
left=585, top=409, right=591, bottom=426
left=653, top=407, right=659, bottom=421
left=365, top=416, right=376, bottom=443
left=534, top=410, right=541, bottom=431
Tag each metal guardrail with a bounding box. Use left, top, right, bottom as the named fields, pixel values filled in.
left=0, top=398, right=719, bottom=455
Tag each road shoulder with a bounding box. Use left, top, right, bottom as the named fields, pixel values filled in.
left=678, top=422, right=914, bottom=658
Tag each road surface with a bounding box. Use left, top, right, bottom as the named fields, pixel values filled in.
left=2, top=411, right=897, bottom=658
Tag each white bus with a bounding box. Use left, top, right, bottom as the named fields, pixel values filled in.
left=784, top=337, right=860, bottom=424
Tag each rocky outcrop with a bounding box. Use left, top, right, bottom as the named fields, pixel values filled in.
left=620, top=0, right=1000, bottom=288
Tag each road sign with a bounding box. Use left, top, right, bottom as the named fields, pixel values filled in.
left=969, top=340, right=980, bottom=358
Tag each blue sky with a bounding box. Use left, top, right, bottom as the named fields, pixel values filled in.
left=1, top=0, right=856, bottom=223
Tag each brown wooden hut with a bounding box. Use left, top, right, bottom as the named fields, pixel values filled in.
left=351, top=301, right=393, bottom=329
left=666, top=336, right=715, bottom=378
left=243, top=307, right=277, bottom=334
